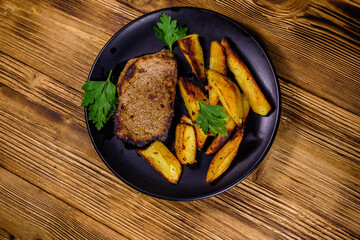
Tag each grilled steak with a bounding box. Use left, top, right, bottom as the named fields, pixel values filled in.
left=114, top=50, right=178, bottom=147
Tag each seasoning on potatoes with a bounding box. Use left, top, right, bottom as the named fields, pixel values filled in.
left=137, top=141, right=182, bottom=184
left=206, top=126, right=245, bottom=183
left=209, top=40, right=227, bottom=106
left=221, top=37, right=271, bottom=116
left=206, top=69, right=244, bottom=125
left=178, top=78, right=209, bottom=150
left=242, top=93, right=250, bottom=122
left=205, top=116, right=237, bottom=155
left=175, top=123, right=197, bottom=165
left=178, top=34, right=206, bottom=82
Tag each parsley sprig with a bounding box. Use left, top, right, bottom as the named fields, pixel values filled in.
left=153, top=13, right=188, bottom=52
left=81, top=70, right=118, bottom=130
left=195, top=99, right=229, bottom=137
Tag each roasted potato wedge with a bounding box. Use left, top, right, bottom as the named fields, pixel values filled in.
left=221, top=37, right=271, bottom=116
left=242, top=93, right=250, bottom=122
left=178, top=77, right=208, bottom=121
left=178, top=78, right=209, bottom=149
left=206, top=126, right=245, bottom=183
left=175, top=123, right=197, bottom=165
left=206, top=91, right=250, bottom=155
left=205, top=116, right=237, bottom=155
left=180, top=115, right=208, bottom=150
left=209, top=41, right=227, bottom=106
left=208, top=82, right=220, bottom=107
left=137, top=141, right=182, bottom=184
left=179, top=115, right=193, bottom=125
left=206, top=69, right=243, bottom=125
left=209, top=40, right=227, bottom=75
left=178, top=34, right=206, bottom=82
left=194, top=124, right=208, bottom=150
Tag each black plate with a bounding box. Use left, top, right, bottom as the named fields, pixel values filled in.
left=85, top=7, right=280, bottom=200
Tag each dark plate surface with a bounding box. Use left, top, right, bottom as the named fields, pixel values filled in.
left=85, top=7, right=280, bottom=201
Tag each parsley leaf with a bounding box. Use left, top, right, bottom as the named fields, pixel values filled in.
left=153, top=13, right=188, bottom=52
left=81, top=70, right=118, bottom=130
left=195, top=99, right=229, bottom=137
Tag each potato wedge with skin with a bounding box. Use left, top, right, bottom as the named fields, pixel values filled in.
left=180, top=115, right=208, bottom=150
left=178, top=77, right=208, bottom=121
left=178, top=78, right=209, bottom=150
left=137, top=141, right=182, bottom=184
left=208, top=80, right=220, bottom=107
left=175, top=123, right=197, bottom=165
left=179, top=115, right=193, bottom=125
left=221, top=37, right=271, bottom=116
left=206, top=69, right=243, bottom=125
left=194, top=123, right=208, bottom=150
left=206, top=126, right=245, bottom=183
left=178, top=34, right=206, bottom=82
left=206, top=92, right=250, bottom=155
left=209, top=41, right=227, bottom=106
left=242, top=93, right=250, bottom=122
left=205, top=116, right=237, bottom=155
left=209, top=41, right=227, bottom=75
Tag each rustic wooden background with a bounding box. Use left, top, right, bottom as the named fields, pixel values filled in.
left=0, top=0, right=359, bottom=239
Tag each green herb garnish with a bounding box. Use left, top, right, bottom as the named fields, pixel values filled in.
left=153, top=13, right=188, bottom=52
left=81, top=70, right=118, bottom=130
left=195, top=99, right=229, bottom=137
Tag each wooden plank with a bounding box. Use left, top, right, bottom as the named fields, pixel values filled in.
left=0, top=228, right=12, bottom=240
left=0, top=51, right=107, bottom=176
left=248, top=79, right=360, bottom=238
left=0, top=167, right=126, bottom=239
left=0, top=52, right=84, bottom=127
left=1, top=53, right=359, bottom=238
left=0, top=0, right=139, bottom=90
left=45, top=0, right=141, bottom=33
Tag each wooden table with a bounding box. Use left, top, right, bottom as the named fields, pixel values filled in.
left=1, top=0, right=359, bottom=239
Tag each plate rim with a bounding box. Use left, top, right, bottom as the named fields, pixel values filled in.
left=84, top=7, right=281, bottom=201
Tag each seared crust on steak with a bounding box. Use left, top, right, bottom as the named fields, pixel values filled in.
left=114, top=50, right=178, bottom=147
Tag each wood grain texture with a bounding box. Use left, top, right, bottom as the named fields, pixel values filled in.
left=0, top=0, right=359, bottom=239
left=0, top=167, right=124, bottom=239
left=0, top=228, right=12, bottom=240
left=0, top=0, right=133, bottom=89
